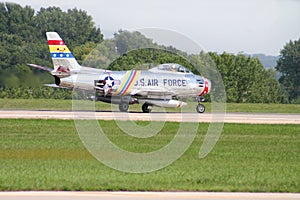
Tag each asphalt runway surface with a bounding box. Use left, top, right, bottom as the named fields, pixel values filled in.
left=0, top=110, right=299, bottom=124
left=0, top=192, right=299, bottom=200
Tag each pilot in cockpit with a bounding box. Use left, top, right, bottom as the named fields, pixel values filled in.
left=171, top=64, right=177, bottom=72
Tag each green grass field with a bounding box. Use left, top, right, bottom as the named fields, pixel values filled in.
left=0, top=119, right=299, bottom=192
left=0, top=99, right=300, bottom=113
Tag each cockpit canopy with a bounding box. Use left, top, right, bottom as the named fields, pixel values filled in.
left=149, top=63, right=192, bottom=74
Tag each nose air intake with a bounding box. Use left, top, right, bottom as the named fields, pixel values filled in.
left=196, top=78, right=204, bottom=88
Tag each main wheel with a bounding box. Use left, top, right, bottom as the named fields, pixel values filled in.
left=196, top=104, right=205, bottom=113
left=119, top=103, right=129, bottom=112
left=142, top=103, right=152, bottom=113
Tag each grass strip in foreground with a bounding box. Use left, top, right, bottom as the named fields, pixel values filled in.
left=0, top=119, right=299, bottom=192
left=1, top=99, right=300, bottom=113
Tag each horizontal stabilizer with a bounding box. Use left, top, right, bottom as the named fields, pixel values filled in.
left=28, top=64, right=52, bottom=72
left=44, top=84, right=59, bottom=88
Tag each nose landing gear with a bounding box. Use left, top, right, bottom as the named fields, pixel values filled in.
left=196, top=104, right=205, bottom=113
left=196, top=96, right=205, bottom=113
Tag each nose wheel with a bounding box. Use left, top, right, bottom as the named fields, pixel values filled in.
left=196, top=96, right=205, bottom=113
left=196, top=104, right=205, bottom=113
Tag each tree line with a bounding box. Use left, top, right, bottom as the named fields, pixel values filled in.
left=0, top=3, right=102, bottom=88
left=0, top=3, right=298, bottom=103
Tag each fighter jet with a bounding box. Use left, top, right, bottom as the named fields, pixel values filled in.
left=29, top=32, right=211, bottom=113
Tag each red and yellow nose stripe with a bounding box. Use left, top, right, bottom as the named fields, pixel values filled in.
left=116, top=70, right=141, bottom=95
left=199, top=78, right=209, bottom=96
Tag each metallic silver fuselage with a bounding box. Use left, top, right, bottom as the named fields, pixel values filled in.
left=59, top=67, right=208, bottom=98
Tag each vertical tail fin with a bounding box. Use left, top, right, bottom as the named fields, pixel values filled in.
left=46, top=32, right=81, bottom=70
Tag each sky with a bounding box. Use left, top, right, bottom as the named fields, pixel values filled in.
left=6, top=0, right=300, bottom=55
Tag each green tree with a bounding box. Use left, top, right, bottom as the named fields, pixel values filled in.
left=35, top=7, right=103, bottom=49
left=113, top=30, right=155, bottom=55
left=276, top=39, right=300, bottom=103
left=209, top=52, right=286, bottom=103
left=0, top=3, right=103, bottom=99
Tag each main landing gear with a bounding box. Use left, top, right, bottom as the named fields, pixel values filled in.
left=119, top=102, right=129, bottom=112
left=118, top=96, right=136, bottom=112
left=196, top=96, right=205, bottom=113
left=119, top=102, right=153, bottom=113
left=142, top=103, right=152, bottom=113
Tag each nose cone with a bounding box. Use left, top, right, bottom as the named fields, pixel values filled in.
left=199, top=78, right=211, bottom=96
left=207, top=79, right=211, bottom=93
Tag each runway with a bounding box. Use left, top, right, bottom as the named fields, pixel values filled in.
left=0, top=110, right=299, bottom=124
left=0, top=192, right=299, bottom=200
